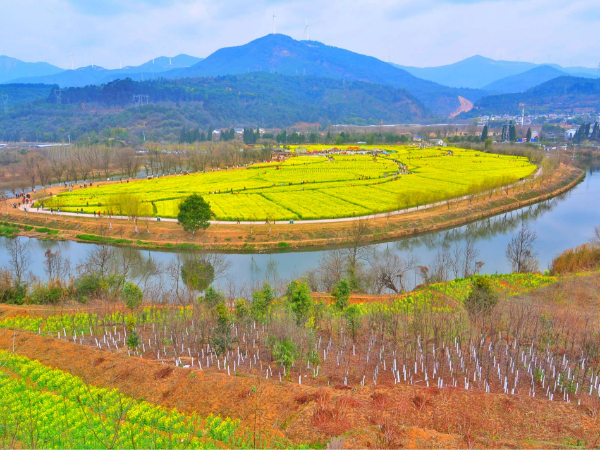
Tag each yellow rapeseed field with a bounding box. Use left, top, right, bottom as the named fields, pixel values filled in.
left=44, top=146, right=536, bottom=221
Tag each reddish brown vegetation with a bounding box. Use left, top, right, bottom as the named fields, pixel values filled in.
left=550, top=244, right=600, bottom=274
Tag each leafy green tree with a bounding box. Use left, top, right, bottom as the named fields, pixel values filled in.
left=250, top=282, right=275, bottom=323
left=285, top=280, right=314, bottom=325
left=177, top=194, right=211, bottom=234
left=211, top=302, right=234, bottom=356
left=127, top=330, right=140, bottom=349
left=332, top=279, right=351, bottom=311
left=201, top=285, right=224, bottom=307
left=235, top=298, right=249, bottom=321
left=121, top=281, right=143, bottom=311
left=343, top=305, right=361, bottom=342
left=464, top=277, right=499, bottom=318
left=271, top=338, right=299, bottom=372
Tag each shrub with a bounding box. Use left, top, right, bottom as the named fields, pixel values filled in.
left=201, top=286, right=225, bottom=308
left=271, top=338, right=299, bottom=371
left=121, top=281, right=143, bottom=311
left=73, top=273, right=103, bottom=302
left=127, top=330, right=140, bottom=349
left=550, top=244, right=600, bottom=274
left=0, top=270, right=27, bottom=304
left=464, top=276, right=499, bottom=318
left=29, top=284, right=65, bottom=305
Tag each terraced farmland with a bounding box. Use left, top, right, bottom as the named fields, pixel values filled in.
left=43, top=147, right=536, bottom=221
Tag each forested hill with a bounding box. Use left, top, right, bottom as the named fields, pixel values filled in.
left=465, top=76, right=600, bottom=116
left=0, top=73, right=431, bottom=143
left=0, top=83, right=58, bottom=106
left=164, top=34, right=484, bottom=117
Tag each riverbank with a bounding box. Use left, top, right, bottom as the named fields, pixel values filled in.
left=0, top=165, right=584, bottom=252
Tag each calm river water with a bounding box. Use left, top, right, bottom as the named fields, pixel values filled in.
left=1, top=166, right=599, bottom=292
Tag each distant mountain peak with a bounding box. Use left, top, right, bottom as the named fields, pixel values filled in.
left=165, top=33, right=481, bottom=117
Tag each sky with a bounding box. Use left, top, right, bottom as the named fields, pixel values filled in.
left=2, top=0, right=599, bottom=70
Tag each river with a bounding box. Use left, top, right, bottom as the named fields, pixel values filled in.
left=0, top=166, right=598, bottom=293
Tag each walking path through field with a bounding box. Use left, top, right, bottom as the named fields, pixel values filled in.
left=17, top=168, right=541, bottom=226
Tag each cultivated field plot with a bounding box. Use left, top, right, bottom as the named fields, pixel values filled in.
left=44, top=147, right=536, bottom=221
left=0, top=350, right=251, bottom=449
left=2, top=272, right=597, bottom=405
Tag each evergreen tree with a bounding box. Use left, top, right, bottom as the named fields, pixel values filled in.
left=509, top=124, right=516, bottom=142
left=526, top=127, right=532, bottom=142
left=591, top=122, right=600, bottom=141
left=481, top=125, right=488, bottom=142
left=207, top=126, right=214, bottom=141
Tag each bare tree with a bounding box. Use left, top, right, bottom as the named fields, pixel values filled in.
left=78, top=242, right=114, bottom=281
left=49, top=151, right=68, bottom=184
left=23, top=154, right=38, bottom=191
left=35, top=158, right=52, bottom=188
left=506, top=222, right=539, bottom=273
left=369, top=249, right=418, bottom=294
left=450, top=237, right=480, bottom=279
left=43, top=249, right=71, bottom=283
left=344, top=219, right=370, bottom=287
left=98, top=146, right=114, bottom=179
left=115, top=148, right=140, bottom=178
left=317, top=249, right=346, bottom=291
left=4, top=238, right=32, bottom=286
left=592, top=226, right=600, bottom=247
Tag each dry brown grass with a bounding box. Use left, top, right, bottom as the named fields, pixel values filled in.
left=550, top=244, right=600, bottom=274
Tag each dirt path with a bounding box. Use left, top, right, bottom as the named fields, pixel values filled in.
left=450, top=96, right=474, bottom=118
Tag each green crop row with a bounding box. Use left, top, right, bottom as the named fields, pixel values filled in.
left=0, top=350, right=248, bottom=449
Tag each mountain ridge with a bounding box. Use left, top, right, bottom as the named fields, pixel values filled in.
left=161, top=34, right=485, bottom=117
left=396, top=55, right=598, bottom=89
left=483, top=65, right=567, bottom=94
left=6, top=54, right=203, bottom=87
left=0, top=56, right=64, bottom=84
left=464, top=76, right=600, bottom=116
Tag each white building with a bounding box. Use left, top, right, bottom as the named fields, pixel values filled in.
left=565, top=129, right=578, bottom=139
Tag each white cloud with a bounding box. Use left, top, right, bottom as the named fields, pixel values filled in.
left=1, top=0, right=598, bottom=69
